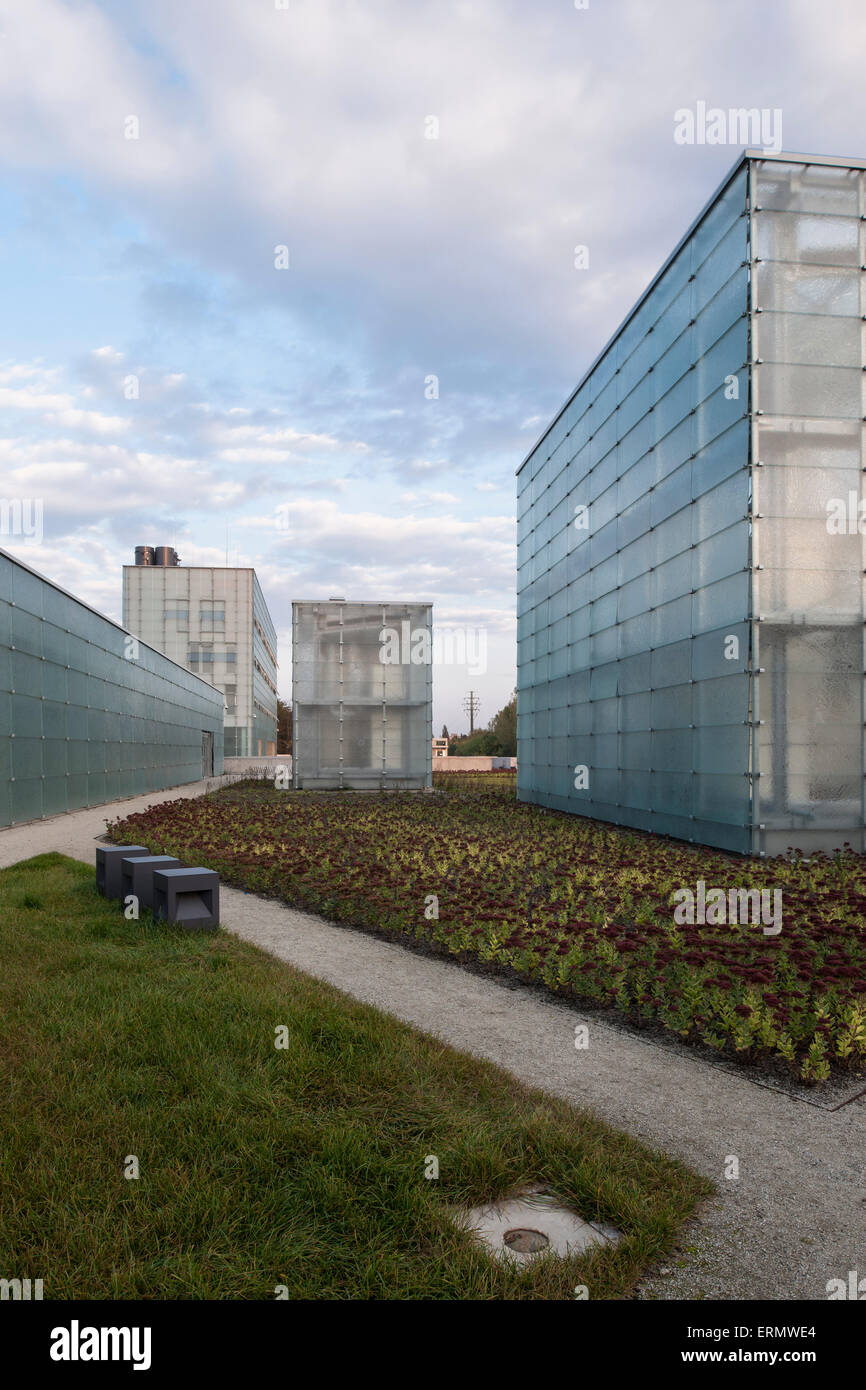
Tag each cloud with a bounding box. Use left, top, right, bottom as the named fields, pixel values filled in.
left=0, top=0, right=797, bottom=388
left=0, top=384, right=75, bottom=412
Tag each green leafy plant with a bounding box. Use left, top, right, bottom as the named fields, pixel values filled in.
left=107, top=781, right=866, bottom=1082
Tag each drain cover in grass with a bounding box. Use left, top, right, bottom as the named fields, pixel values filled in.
left=457, top=1188, right=620, bottom=1265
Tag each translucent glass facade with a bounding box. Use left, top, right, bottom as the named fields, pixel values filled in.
left=292, top=600, right=432, bottom=789
left=751, top=158, right=866, bottom=855
left=517, top=151, right=866, bottom=856
left=0, top=548, right=225, bottom=827
left=123, top=564, right=278, bottom=758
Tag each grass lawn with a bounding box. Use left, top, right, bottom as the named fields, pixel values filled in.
left=0, top=853, right=710, bottom=1300
left=432, top=769, right=518, bottom=794
left=110, top=780, right=866, bottom=1083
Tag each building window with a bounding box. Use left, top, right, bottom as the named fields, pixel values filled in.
left=190, top=647, right=234, bottom=666
left=200, top=602, right=225, bottom=626
left=254, top=656, right=277, bottom=693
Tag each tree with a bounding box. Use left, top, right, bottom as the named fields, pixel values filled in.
left=277, top=699, right=293, bottom=754
left=489, top=690, right=517, bottom=756
left=455, top=729, right=497, bottom=756
left=446, top=691, right=516, bottom=757
left=441, top=723, right=449, bottom=739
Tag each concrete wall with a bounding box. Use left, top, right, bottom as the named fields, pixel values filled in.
left=223, top=755, right=292, bottom=778
left=433, top=756, right=517, bottom=771
left=0, top=547, right=224, bottom=827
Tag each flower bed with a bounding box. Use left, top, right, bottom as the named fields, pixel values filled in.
left=108, top=783, right=866, bottom=1082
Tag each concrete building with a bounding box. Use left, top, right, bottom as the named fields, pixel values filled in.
left=0, top=545, right=224, bottom=827
left=292, top=599, right=432, bottom=788
left=123, top=547, right=278, bottom=757
left=517, top=149, right=866, bottom=856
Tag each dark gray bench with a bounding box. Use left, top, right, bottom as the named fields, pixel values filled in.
left=121, top=855, right=181, bottom=912
left=96, top=845, right=150, bottom=899
left=152, top=868, right=219, bottom=932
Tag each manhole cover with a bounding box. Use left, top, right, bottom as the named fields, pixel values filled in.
left=503, top=1228, right=549, bottom=1254
left=456, top=1188, right=621, bottom=1265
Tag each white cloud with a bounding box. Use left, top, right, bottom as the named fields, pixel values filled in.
left=52, top=408, right=129, bottom=435
left=0, top=385, right=74, bottom=411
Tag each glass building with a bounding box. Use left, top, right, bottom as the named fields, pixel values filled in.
left=517, top=149, right=866, bottom=856
left=123, top=550, right=279, bottom=757
left=0, top=545, right=224, bottom=828
left=292, top=599, right=432, bottom=788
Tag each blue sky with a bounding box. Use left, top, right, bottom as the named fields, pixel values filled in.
left=1, top=0, right=864, bottom=730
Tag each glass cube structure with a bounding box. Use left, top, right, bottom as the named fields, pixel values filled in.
left=517, top=150, right=866, bottom=856
left=292, top=600, right=432, bottom=789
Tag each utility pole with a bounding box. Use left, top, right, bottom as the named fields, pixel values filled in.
left=463, top=690, right=480, bottom=734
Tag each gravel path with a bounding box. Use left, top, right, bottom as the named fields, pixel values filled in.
left=2, top=783, right=864, bottom=1301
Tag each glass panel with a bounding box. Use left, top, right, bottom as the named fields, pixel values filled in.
left=754, top=160, right=860, bottom=216
left=756, top=311, right=862, bottom=367
left=756, top=363, right=862, bottom=419
left=755, top=262, right=860, bottom=315
left=755, top=211, right=860, bottom=266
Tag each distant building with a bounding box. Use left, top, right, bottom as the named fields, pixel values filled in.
left=292, top=599, right=432, bottom=788
left=123, top=547, right=278, bottom=756
left=432, top=737, right=449, bottom=758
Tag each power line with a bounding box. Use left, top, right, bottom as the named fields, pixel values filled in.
left=462, top=690, right=481, bottom=734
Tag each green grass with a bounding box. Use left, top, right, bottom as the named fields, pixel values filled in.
left=0, top=853, right=710, bottom=1300
left=433, top=769, right=517, bottom=795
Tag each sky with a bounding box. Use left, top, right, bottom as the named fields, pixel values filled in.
left=1, top=0, right=865, bottom=732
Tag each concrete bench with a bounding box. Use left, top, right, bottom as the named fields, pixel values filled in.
left=96, top=845, right=150, bottom=899
left=121, top=855, right=181, bottom=912
left=152, top=867, right=219, bottom=932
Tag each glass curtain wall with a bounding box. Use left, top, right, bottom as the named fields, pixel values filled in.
left=518, top=163, right=753, bottom=852
left=0, top=549, right=224, bottom=827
